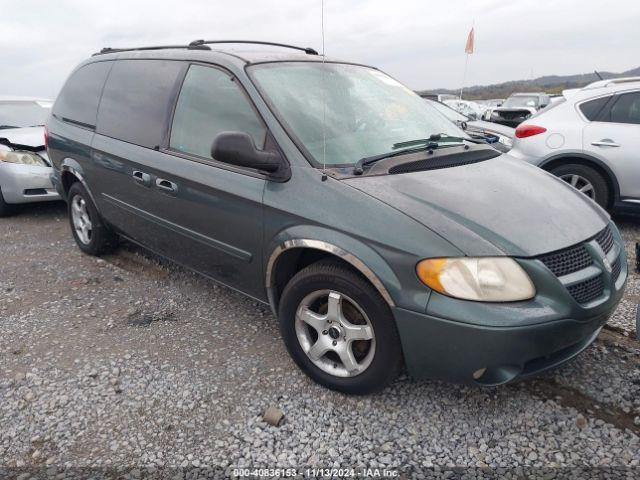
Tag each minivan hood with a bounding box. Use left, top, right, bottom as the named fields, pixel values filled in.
left=0, top=126, right=45, bottom=151
left=343, top=156, right=608, bottom=257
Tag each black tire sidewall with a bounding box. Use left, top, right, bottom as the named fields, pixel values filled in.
left=67, top=182, right=114, bottom=255
left=551, top=164, right=610, bottom=209
left=279, top=262, right=402, bottom=394
left=0, top=187, right=13, bottom=217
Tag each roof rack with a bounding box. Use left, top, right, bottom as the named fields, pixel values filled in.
left=188, top=40, right=318, bottom=55
left=583, top=76, right=640, bottom=89
left=93, top=40, right=319, bottom=57
left=93, top=44, right=211, bottom=56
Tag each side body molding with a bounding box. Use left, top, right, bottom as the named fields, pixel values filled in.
left=266, top=238, right=397, bottom=312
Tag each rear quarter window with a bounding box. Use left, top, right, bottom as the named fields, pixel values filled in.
left=52, top=61, right=113, bottom=128
left=96, top=60, right=185, bottom=149
left=578, top=96, right=610, bottom=121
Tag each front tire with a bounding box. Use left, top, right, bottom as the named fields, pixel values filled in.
left=279, top=260, right=402, bottom=394
left=0, top=187, right=14, bottom=217
left=550, top=163, right=609, bottom=210
left=67, top=182, right=118, bottom=255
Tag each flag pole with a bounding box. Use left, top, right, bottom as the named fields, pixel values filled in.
left=460, top=22, right=474, bottom=100
left=459, top=53, right=469, bottom=100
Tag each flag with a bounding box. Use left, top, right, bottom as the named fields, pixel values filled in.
left=465, top=27, right=475, bottom=54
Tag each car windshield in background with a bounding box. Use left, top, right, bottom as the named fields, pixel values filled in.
left=250, top=62, right=468, bottom=166
left=0, top=101, right=52, bottom=129
left=502, top=96, right=539, bottom=108
left=427, top=100, right=469, bottom=123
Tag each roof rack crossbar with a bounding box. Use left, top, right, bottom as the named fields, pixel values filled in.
left=188, top=40, right=318, bottom=55
left=93, top=44, right=211, bottom=56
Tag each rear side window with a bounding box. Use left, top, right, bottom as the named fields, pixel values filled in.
left=170, top=65, right=266, bottom=159
left=52, top=62, right=112, bottom=128
left=606, top=92, right=640, bottom=125
left=579, top=96, right=610, bottom=121
left=97, top=60, right=185, bottom=148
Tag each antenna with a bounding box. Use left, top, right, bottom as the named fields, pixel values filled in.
left=594, top=70, right=603, bottom=80
left=320, top=0, right=328, bottom=181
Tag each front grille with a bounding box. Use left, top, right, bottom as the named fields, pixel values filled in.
left=611, top=256, right=622, bottom=281
left=567, top=275, right=604, bottom=304
left=539, top=245, right=593, bottom=277
left=595, top=226, right=614, bottom=254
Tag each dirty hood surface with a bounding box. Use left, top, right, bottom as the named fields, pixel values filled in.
left=343, top=156, right=609, bottom=257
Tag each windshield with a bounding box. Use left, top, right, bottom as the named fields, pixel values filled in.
left=0, top=101, right=52, bottom=129
left=502, top=96, right=539, bottom=108
left=426, top=99, right=468, bottom=122
left=250, top=62, right=468, bottom=166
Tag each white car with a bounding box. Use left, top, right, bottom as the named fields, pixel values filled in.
left=505, top=78, right=640, bottom=213
left=0, top=97, right=60, bottom=216
left=442, top=99, right=484, bottom=120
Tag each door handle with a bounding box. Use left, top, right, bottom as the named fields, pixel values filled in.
left=591, top=140, right=620, bottom=147
left=156, top=178, right=178, bottom=193
left=132, top=170, right=151, bottom=186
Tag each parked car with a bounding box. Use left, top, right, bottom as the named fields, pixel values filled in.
left=443, top=99, right=484, bottom=120
left=425, top=99, right=514, bottom=152
left=0, top=97, right=59, bottom=216
left=506, top=77, right=640, bottom=214
left=477, top=99, right=505, bottom=120
left=48, top=41, right=627, bottom=394
left=489, top=92, right=551, bottom=127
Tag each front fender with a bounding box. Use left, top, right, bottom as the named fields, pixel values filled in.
left=265, top=225, right=428, bottom=313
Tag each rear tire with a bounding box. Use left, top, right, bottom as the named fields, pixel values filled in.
left=278, top=260, right=402, bottom=394
left=0, top=187, right=14, bottom=217
left=550, top=163, right=610, bottom=210
left=67, top=182, right=118, bottom=255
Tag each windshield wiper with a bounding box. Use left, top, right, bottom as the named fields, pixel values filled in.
left=353, top=134, right=485, bottom=175
left=393, top=133, right=476, bottom=150
left=353, top=144, right=435, bottom=175
left=0, top=125, right=19, bottom=130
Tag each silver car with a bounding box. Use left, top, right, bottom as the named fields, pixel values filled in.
left=426, top=99, right=515, bottom=152
left=0, top=96, right=60, bottom=216
left=505, top=78, right=640, bottom=213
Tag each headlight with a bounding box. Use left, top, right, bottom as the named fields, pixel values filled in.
left=416, top=257, right=535, bottom=302
left=0, top=150, right=47, bottom=167
left=498, top=136, right=513, bottom=147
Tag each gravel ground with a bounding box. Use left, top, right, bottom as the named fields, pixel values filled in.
left=1, top=202, right=639, bottom=479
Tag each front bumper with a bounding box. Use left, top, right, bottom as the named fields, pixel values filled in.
left=0, top=163, right=60, bottom=204
left=394, top=307, right=609, bottom=385
left=393, top=224, right=628, bottom=385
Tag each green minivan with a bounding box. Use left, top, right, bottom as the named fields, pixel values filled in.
left=47, top=41, right=627, bottom=393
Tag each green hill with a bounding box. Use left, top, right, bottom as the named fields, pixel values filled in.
left=418, top=66, right=640, bottom=100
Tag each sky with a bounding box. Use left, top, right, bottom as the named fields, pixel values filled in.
left=1, top=0, right=639, bottom=99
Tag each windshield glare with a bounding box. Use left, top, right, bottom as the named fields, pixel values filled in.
left=503, top=96, right=539, bottom=108
left=250, top=63, right=468, bottom=166
left=0, top=101, right=51, bottom=128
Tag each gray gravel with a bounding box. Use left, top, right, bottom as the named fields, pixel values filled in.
left=1, top=202, right=639, bottom=478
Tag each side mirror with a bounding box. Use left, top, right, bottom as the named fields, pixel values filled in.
left=211, top=132, right=283, bottom=174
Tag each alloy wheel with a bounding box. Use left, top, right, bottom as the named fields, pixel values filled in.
left=71, top=195, right=93, bottom=245
left=294, top=290, right=376, bottom=378
left=559, top=173, right=595, bottom=199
